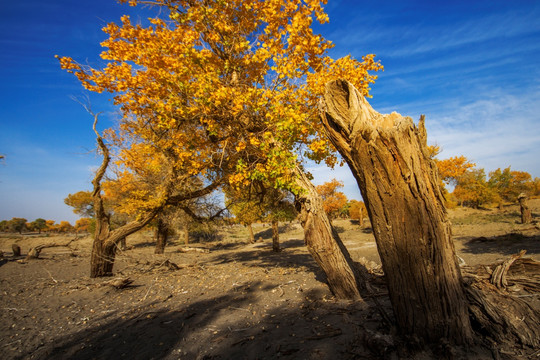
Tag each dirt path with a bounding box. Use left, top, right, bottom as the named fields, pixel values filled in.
left=1, top=201, right=539, bottom=359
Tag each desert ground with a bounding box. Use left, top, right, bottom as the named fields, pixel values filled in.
left=1, top=200, right=539, bottom=359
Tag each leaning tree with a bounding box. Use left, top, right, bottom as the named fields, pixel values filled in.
left=318, top=80, right=540, bottom=348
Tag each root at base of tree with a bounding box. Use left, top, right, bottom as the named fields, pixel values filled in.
left=462, top=251, right=540, bottom=351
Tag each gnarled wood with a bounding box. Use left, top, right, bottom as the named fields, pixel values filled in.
left=319, top=80, right=473, bottom=345
left=490, top=249, right=526, bottom=289
left=294, top=166, right=366, bottom=300
left=518, top=193, right=532, bottom=224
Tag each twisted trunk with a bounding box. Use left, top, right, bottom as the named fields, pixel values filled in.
left=319, top=80, right=473, bottom=345
left=88, top=111, right=222, bottom=278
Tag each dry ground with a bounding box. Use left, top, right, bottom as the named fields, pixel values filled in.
left=1, top=200, right=539, bottom=359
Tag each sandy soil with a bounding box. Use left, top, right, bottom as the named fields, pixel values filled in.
left=1, top=200, right=539, bottom=359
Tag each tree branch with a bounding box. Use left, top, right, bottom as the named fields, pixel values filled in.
left=166, top=177, right=225, bottom=205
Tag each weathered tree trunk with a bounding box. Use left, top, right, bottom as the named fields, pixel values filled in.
left=90, top=212, right=159, bottom=277
left=271, top=219, right=280, bottom=252
left=294, top=166, right=366, bottom=300
left=12, top=244, right=21, bottom=257
left=247, top=223, right=255, bottom=244
left=518, top=193, right=532, bottom=224
left=319, top=80, right=473, bottom=345
left=154, top=217, right=169, bottom=254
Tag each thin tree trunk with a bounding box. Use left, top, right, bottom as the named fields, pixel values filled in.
left=154, top=217, right=169, bottom=254
left=294, top=166, right=366, bottom=300
left=119, top=237, right=126, bottom=251
left=183, top=223, right=189, bottom=245
left=247, top=223, right=255, bottom=244
left=271, top=219, right=280, bottom=252
left=319, top=80, right=473, bottom=345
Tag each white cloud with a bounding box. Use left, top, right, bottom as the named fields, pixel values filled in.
left=427, top=89, right=540, bottom=177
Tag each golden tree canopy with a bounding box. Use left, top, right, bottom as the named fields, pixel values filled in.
left=58, top=0, right=382, bottom=211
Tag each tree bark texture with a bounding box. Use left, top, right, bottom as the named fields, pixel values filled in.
left=294, top=166, right=366, bottom=300
left=271, top=220, right=280, bottom=252
left=518, top=193, right=532, bottom=224
left=154, top=217, right=169, bottom=254
left=319, top=80, right=473, bottom=344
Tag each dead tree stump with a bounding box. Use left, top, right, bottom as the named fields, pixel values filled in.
left=319, top=80, right=473, bottom=345
left=518, top=193, right=532, bottom=224
left=12, top=244, right=21, bottom=257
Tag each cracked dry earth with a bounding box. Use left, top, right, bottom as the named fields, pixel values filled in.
left=1, top=201, right=539, bottom=359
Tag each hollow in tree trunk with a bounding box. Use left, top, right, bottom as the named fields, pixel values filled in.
left=271, top=219, right=280, bottom=252
left=518, top=193, right=532, bottom=224
left=294, top=166, right=366, bottom=300
left=319, top=80, right=473, bottom=345
left=154, top=217, right=169, bottom=254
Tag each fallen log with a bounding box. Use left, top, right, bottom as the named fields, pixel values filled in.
left=177, top=247, right=209, bottom=253
left=25, top=237, right=78, bottom=260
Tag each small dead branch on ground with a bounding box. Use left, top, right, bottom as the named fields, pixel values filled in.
left=177, top=246, right=209, bottom=253
left=105, top=277, right=133, bottom=289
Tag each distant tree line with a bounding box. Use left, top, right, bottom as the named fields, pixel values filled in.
left=430, top=146, right=540, bottom=208
left=0, top=217, right=88, bottom=234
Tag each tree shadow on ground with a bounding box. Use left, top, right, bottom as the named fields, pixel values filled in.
left=460, top=233, right=540, bottom=257
left=27, top=283, right=390, bottom=360
left=254, top=224, right=300, bottom=240
left=207, top=241, right=325, bottom=281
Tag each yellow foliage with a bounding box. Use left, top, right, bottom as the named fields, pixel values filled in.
left=59, top=0, right=381, bottom=212
left=316, top=179, right=348, bottom=219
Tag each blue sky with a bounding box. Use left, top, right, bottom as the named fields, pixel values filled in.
left=1, top=0, right=539, bottom=223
